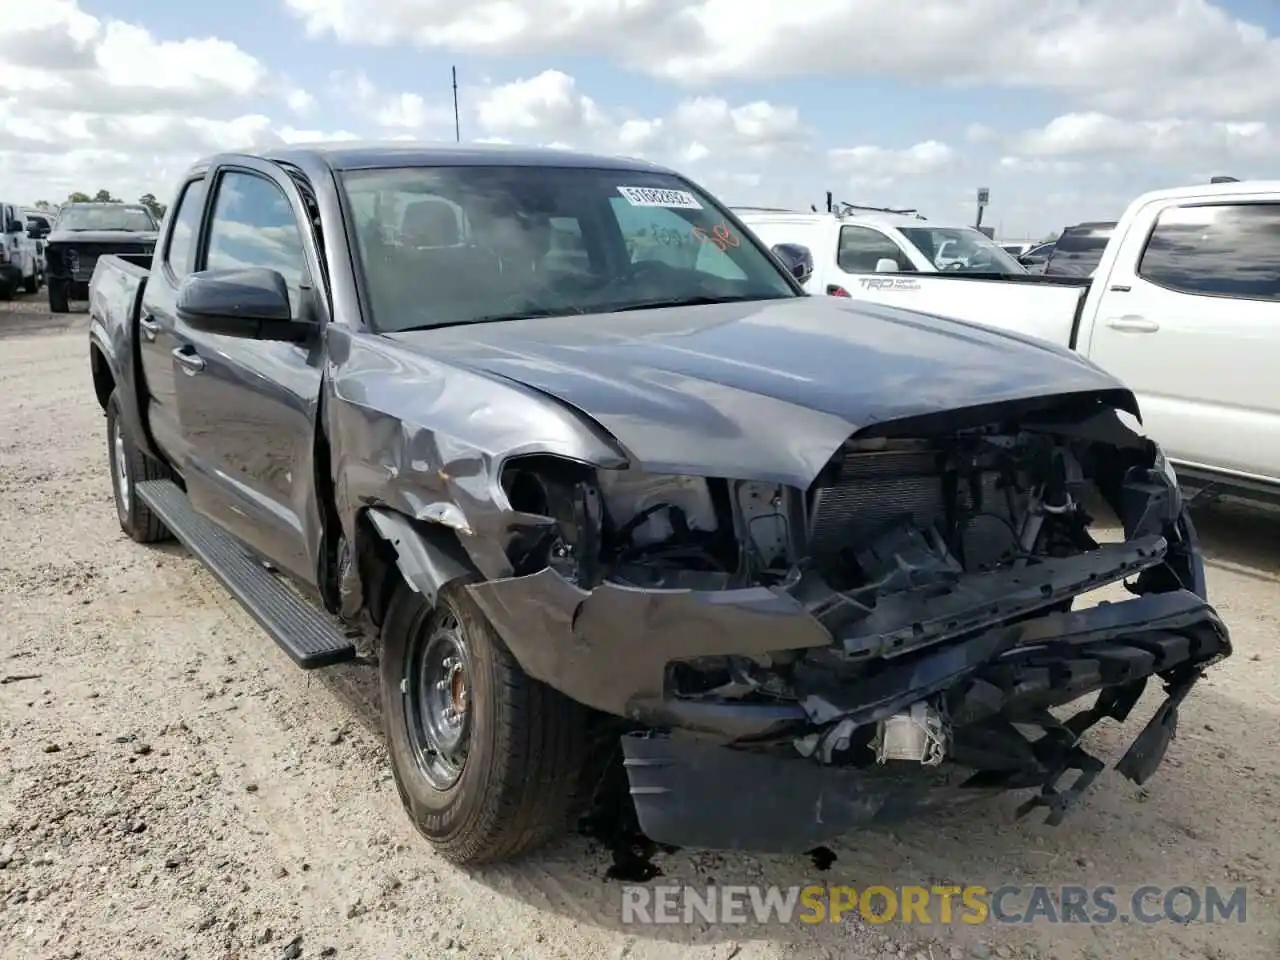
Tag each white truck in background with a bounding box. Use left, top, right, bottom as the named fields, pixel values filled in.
left=738, top=182, right=1280, bottom=504
left=735, top=205, right=1094, bottom=345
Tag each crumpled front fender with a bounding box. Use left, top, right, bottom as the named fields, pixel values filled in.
left=466, top=569, right=831, bottom=734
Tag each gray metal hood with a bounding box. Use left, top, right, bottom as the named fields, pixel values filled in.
left=384, top=297, right=1137, bottom=486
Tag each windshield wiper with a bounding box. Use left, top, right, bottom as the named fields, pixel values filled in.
left=391, top=308, right=570, bottom=334
left=607, top=294, right=785, bottom=313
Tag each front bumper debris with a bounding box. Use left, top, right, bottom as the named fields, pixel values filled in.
left=466, top=496, right=1230, bottom=853
left=468, top=533, right=1181, bottom=738
left=620, top=589, right=1228, bottom=852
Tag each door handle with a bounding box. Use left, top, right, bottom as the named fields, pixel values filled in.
left=139, top=316, right=160, bottom=342
left=1105, top=315, right=1160, bottom=333
left=172, top=347, right=205, bottom=375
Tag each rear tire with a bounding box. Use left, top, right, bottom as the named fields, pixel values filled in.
left=106, top=388, right=173, bottom=544
left=48, top=281, right=69, bottom=313
left=22, top=269, right=38, bottom=294
left=380, top=578, right=592, bottom=865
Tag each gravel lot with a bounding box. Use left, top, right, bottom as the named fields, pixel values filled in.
left=2, top=294, right=1278, bottom=960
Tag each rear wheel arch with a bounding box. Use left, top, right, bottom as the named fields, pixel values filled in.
left=90, top=344, right=115, bottom=413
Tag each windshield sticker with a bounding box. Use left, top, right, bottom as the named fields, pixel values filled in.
left=692, top=223, right=740, bottom=252
left=616, top=186, right=704, bottom=209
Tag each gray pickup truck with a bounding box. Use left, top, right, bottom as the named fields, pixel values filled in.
left=87, top=143, right=1230, bottom=864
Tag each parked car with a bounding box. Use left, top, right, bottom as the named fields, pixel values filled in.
left=1041, top=221, right=1117, bottom=278
left=46, top=202, right=159, bottom=313
left=1016, top=240, right=1056, bottom=274
left=87, top=145, right=1229, bottom=864
left=0, top=201, right=42, bottom=299
left=22, top=209, right=52, bottom=283
left=829, top=180, right=1280, bottom=505
left=735, top=207, right=1028, bottom=298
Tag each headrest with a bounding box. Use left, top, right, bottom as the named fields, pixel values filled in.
left=401, top=199, right=460, bottom=246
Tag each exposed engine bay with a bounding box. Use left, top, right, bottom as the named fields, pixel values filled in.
left=470, top=400, right=1230, bottom=850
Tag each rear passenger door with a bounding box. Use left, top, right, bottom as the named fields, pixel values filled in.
left=1084, top=199, right=1280, bottom=483
left=137, top=174, right=207, bottom=466
left=173, top=161, right=328, bottom=584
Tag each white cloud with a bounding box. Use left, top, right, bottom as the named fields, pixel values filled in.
left=1003, top=112, right=1278, bottom=177
left=282, top=0, right=1280, bottom=117
left=465, top=71, right=810, bottom=181
left=3, top=0, right=1275, bottom=237
left=828, top=141, right=957, bottom=187
left=0, top=2, right=269, bottom=115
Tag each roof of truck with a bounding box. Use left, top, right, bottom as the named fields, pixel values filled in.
left=1128, top=179, right=1280, bottom=205
left=732, top=207, right=976, bottom=232
left=254, top=141, right=672, bottom=174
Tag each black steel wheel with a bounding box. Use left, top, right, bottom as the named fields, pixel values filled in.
left=379, top=576, right=593, bottom=864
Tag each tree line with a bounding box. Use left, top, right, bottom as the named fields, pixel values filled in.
left=30, top=191, right=167, bottom=220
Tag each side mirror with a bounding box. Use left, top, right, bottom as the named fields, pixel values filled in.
left=176, top=267, right=311, bottom=343
left=6, top=221, right=23, bottom=235
left=874, top=258, right=898, bottom=273
left=771, top=242, right=814, bottom=284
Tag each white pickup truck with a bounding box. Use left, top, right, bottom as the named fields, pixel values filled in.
left=739, top=182, right=1280, bottom=503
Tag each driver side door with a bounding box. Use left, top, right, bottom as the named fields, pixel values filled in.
left=172, top=161, right=328, bottom=585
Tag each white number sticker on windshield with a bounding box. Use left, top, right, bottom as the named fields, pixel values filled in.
left=616, top=186, right=703, bottom=209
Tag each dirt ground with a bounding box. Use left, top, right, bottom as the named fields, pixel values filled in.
left=1, top=294, right=1278, bottom=960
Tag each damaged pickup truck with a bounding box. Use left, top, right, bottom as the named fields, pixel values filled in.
left=87, top=144, right=1231, bottom=864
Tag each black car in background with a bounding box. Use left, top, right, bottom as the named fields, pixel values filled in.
left=1042, top=221, right=1117, bottom=278
left=45, top=202, right=159, bottom=313
left=1015, top=239, right=1057, bottom=274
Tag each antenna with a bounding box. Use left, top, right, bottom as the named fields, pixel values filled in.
left=452, top=66, right=460, bottom=143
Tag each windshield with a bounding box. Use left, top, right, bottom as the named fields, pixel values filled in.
left=339, top=166, right=799, bottom=333
left=55, top=205, right=157, bottom=232
left=897, top=226, right=1026, bottom=274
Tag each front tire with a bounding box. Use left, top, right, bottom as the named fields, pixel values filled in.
left=106, top=388, right=173, bottom=543
left=380, top=578, right=592, bottom=864
left=48, top=280, right=69, bottom=313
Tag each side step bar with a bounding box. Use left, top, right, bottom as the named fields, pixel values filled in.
left=135, top=479, right=356, bottom=669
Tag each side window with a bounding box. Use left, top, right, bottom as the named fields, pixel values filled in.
left=608, top=198, right=746, bottom=280
left=203, top=171, right=307, bottom=310
left=1137, top=203, right=1280, bottom=301
left=837, top=226, right=912, bottom=272
left=164, top=178, right=206, bottom=280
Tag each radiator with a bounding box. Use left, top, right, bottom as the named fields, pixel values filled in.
left=807, top=444, right=1020, bottom=571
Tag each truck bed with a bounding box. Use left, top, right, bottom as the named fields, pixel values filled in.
left=844, top=271, right=1091, bottom=348
left=89, top=254, right=150, bottom=344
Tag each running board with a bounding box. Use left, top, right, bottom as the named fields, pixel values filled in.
left=134, top=479, right=356, bottom=669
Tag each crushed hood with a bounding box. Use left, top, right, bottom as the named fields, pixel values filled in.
left=385, top=297, right=1136, bottom=486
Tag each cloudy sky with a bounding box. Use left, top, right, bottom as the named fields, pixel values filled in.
left=2, top=0, right=1278, bottom=238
